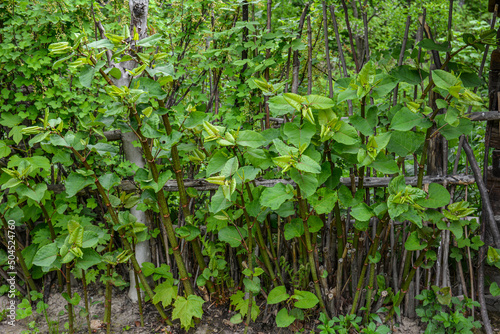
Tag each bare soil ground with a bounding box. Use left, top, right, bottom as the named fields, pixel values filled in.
left=0, top=286, right=429, bottom=334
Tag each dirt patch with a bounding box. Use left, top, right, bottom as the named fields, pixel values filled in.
left=1, top=287, right=427, bottom=334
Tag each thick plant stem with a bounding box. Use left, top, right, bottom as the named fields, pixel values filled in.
left=160, top=107, right=215, bottom=294
left=66, top=265, right=74, bottom=334
left=363, top=243, right=380, bottom=323
left=242, top=192, right=254, bottom=334
left=104, top=264, right=113, bottom=334
left=81, top=269, right=92, bottom=334
left=244, top=183, right=280, bottom=283
left=297, top=190, right=328, bottom=317
left=38, top=203, right=64, bottom=291
left=322, top=1, right=333, bottom=97
left=240, top=200, right=278, bottom=284
left=479, top=219, right=494, bottom=334
left=129, top=107, right=194, bottom=295
left=350, top=219, right=387, bottom=315
left=462, top=137, right=500, bottom=248
left=68, top=146, right=173, bottom=325
left=386, top=230, right=440, bottom=320
left=104, top=223, right=114, bottom=333
left=134, top=268, right=145, bottom=326
left=0, top=216, right=38, bottom=292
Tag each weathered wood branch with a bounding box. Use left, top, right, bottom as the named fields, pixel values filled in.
left=462, top=136, right=500, bottom=248
left=467, top=111, right=500, bottom=121
left=46, top=173, right=474, bottom=194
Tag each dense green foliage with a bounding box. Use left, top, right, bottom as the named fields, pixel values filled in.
left=1, top=0, right=499, bottom=333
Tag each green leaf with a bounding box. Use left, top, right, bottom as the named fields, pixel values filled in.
left=444, top=107, right=459, bottom=127
left=183, top=111, right=209, bottom=129
left=88, top=143, right=119, bottom=157
left=209, top=187, right=233, bottom=214
left=307, top=216, right=324, bottom=233
left=276, top=308, right=296, bottom=328
left=108, top=67, right=122, bottom=79
left=230, top=313, right=243, bottom=324
left=87, top=39, right=115, bottom=49
left=432, top=70, right=459, bottom=90
left=219, top=226, right=247, bottom=247
left=62, top=292, right=81, bottom=306
left=136, top=33, right=162, bottom=47
left=65, top=173, right=95, bottom=198
left=50, top=134, right=69, bottom=147
left=221, top=157, right=239, bottom=178
left=236, top=130, right=267, bottom=148
left=172, top=295, right=204, bottom=330
left=371, top=74, right=399, bottom=98
left=487, top=247, right=500, bottom=267
left=351, top=202, right=374, bottom=222
left=284, top=218, right=305, bottom=240
left=234, top=166, right=261, bottom=184
left=17, top=183, right=47, bottom=203
left=0, top=113, right=22, bottom=127
left=436, top=116, right=472, bottom=140
left=153, top=281, right=177, bottom=307
left=349, top=106, right=378, bottom=136
left=290, top=169, right=318, bottom=198
left=308, top=192, right=337, bottom=215
left=98, top=173, right=121, bottom=190
left=418, top=39, right=451, bottom=52
left=284, top=93, right=307, bottom=111
left=207, top=150, right=229, bottom=176
left=260, top=183, right=294, bottom=210
left=390, top=107, right=431, bottom=131
left=332, top=121, right=358, bottom=145
left=387, top=131, right=424, bottom=156
left=292, top=290, right=319, bottom=309
left=268, top=96, right=296, bottom=116
left=490, top=282, right=500, bottom=296
left=369, top=154, right=400, bottom=174
left=306, top=95, right=335, bottom=109
left=460, top=72, right=484, bottom=88
left=75, top=249, right=101, bottom=270
left=33, top=243, right=58, bottom=267
left=79, top=61, right=105, bottom=88
left=268, top=286, right=290, bottom=304
left=134, top=77, right=167, bottom=99
left=0, top=141, right=10, bottom=159
left=243, top=277, right=261, bottom=294
left=415, top=183, right=450, bottom=208
left=448, top=220, right=463, bottom=239
left=176, top=225, right=201, bottom=241
left=283, top=122, right=316, bottom=148
left=296, top=155, right=321, bottom=174
left=405, top=232, right=427, bottom=251
left=390, top=65, right=427, bottom=85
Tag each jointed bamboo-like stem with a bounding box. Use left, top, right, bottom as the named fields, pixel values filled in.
left=0, top=215, right=38, bottom=293
left=128, top=107, right=194, bottom=295
left=160, top=105, right=215, bottom=295
left=329, top=5, right=353, bottom=115
left=66, top=265, right=75, bottom=334
left=340, top=0, right=359, bottom=72
left=132, top=241, right=145, bottom=327
left=81, top=269, right=92, bottom=334
left=392, top=16, right=411, bottom=106
left=307, top=15, right=312, bottom=95
left=241, top=192, right=254, bottom=334
left=386, top=230, right=440, bottom=320
left=68, top=146, right=173, bottom=325
left=322, top=2, right=333, bottom=97
left=297, top=189, right=328, bottom=317
left=350, top=218, right=388, bottom=315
